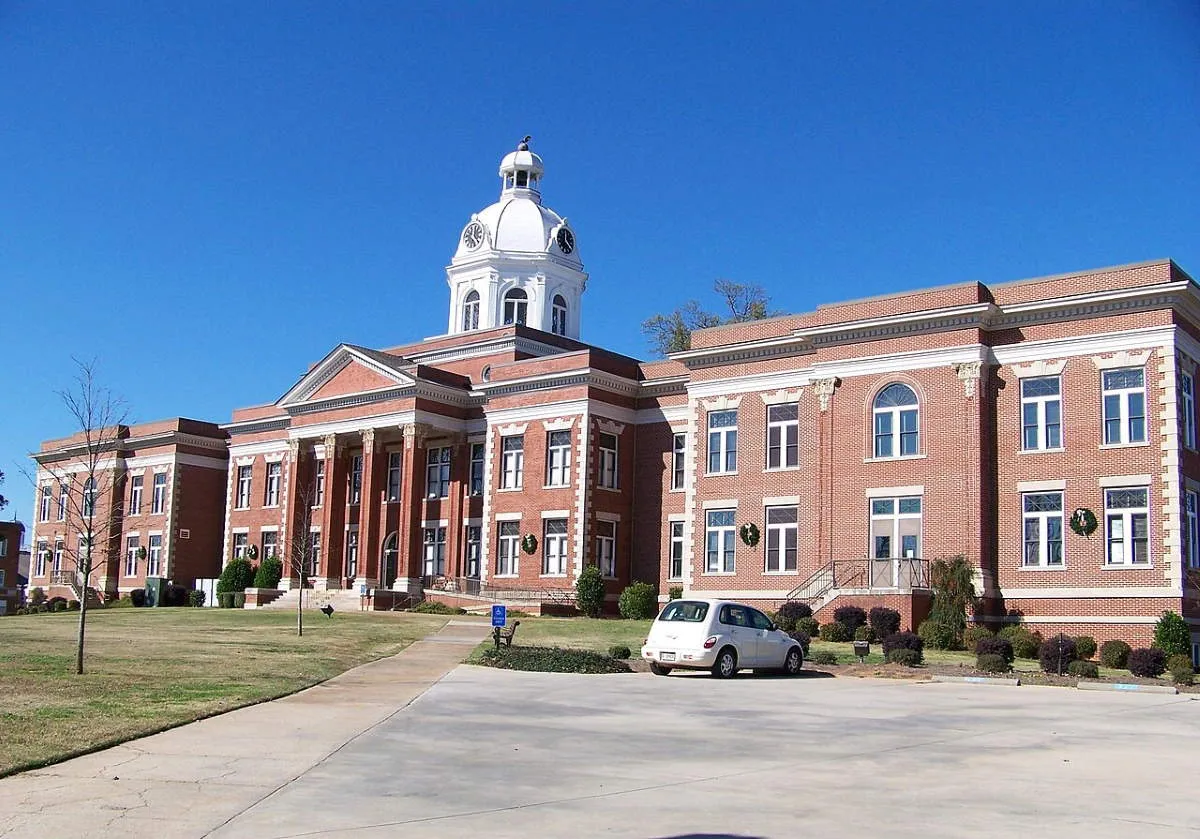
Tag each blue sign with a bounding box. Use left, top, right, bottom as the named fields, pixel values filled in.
left=491, top=604, right=507, bottom=627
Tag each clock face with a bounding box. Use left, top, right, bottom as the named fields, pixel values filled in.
left=462, top=221, right=485, bottom=250
left=556, top=227, right=575, bottom=255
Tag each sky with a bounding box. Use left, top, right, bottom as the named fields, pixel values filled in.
left=2, top=2, right=1198, bottom=536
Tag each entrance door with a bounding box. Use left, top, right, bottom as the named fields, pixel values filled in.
left=381, top=532, right=398, bottom=589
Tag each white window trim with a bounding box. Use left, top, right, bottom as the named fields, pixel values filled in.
left=1183, top=371, right=1197, bottom=450
left=1101, top=367, right=1147, bottom=446
left=706, top=410, right=738, bottom=476
left=765, top=404, right=799, bottom=471
left=1021, top=492, right=1065, bottom=570
left=1020, top=376, right=1064, bottom=452
left=1103, top=487, right=1151, bottom=568
left=703, top=509, right=737, bottom=575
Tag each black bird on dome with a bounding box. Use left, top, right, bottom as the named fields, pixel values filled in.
left=518, top=135, right=531, bottom=150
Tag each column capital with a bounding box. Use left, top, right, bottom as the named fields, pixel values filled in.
left=360, top=427, right=376, bottom=449
left=287, top=439, right=301, bottom=458
left=954, top=362, right=983, bottom=397
left=323, top=433, right=339, bottom=453
left=813, top=377, right=839, bottom=412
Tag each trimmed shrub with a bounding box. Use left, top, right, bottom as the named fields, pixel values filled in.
left=810, top=650, right=838, bottom=665
left=833, top=606, right=867, bottom=634
left=1074, top=636, right=1097, bottom=661
left=52, top=600, right=68, bottom=612
left=1127, top=647, right=1167, bottom=678
left=188, top=590, right=206, bottom=608
left=480, top=646, right=630, bottom=674
left=130, top=588, right=147, bottom=608
left=975, top=636, right=1014, bottom=664
left=253, top=557, right=284, bottom=590
left=888, top=648, right=921, bottom=667
left=29, top=587, right=46, bottom=607
left=1067, top=660, right=1100, bottom=679
left=164, top=584, right=190, bottom=607
left=1099, top=639, right=1132, bottom=669
left=106, top=596, right=134, bottom=609
left=217, top=558, right=255, bottom=594
left=976, top=653, right=1010, bottom=673
left=232, top=592, right=246, bottom=609
left=788, top=631, right=811, bottom=654
left=1000, top=626, right=1042, bottom=659
left=1167, top=655, right=1195, bottom=686
left=854, top=625, right=873, bottom=642
left=962, top=625, right=994, bottom=653
left=1153, top=610, right=1191, bottom=658
left=819, top=621, right=850, bottom=642
left=575, top=565, right=605, bottom=618
left=217, top=591, right=234, bottom=609
left=668, top=586, right=683, bottom=601
left=774, top=601, right=813, bottom=632
left=67, top=600, right=80, bottom=611
left=868, top=607, right=902, bottom=639
left=618, top=582, right=658, bottom=619
left=918, top=620, right=958, bottom=650
left=608, top=644, right=632, bottom=660
left=882, top=631, right=924, bottom=662
left=47, top=596, right=67, bottom=610
left=1039, top=634, right=1078, bottom=675
left=411, top=600, right=467, bottom=615
left=795, top=617, right=820, bottom=637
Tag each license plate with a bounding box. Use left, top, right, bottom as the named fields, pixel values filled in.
left=660, top=652, right=676, bottom=662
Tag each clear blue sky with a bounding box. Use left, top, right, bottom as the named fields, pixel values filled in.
left=3, top=2, right=1198, bottom=535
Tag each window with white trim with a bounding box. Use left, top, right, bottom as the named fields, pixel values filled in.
left=596, top=520, right=617, bottom=577
left=39, top=485, right=51, bottom=522
left=766, top=404, right=799, bottom=469
left=422, top=527, right=445, bottom=576
left=1182, top=372, right=1196, bottom=449
left=873, top=383, right=919, bottom=458
left=465, top=525, right=481, bottom=578
left=543, top=518, right=569, bottom=575
left=500, top=435, right=524, bottom=489
left=151, top=472, right=167, bottom=514
left=1102, top=368, right=1146, bottom=445
left=82, top=477, right=96, bottom=517
left=1105, top=487, right=1149, bottom=565
left=502, top=288, right=528, bottom=325
left=313, top=459, right=325, bottom=507
left=386, top=452, right=402, bottom=502
left=1021, top=377, right=1062, bottom=451
left=597, top=432, right=618, bottom=489
left=233, top=533, right=248, bottom=560
left=308, top=532, right=321, bottom=576
left=870, top=496, right=922, bottom=559
left=469, top=444, right=485, bottom=496
left=349, top=454, right=363, bottom=504
left=124, top=536, right=139, bottom=577
left=669, top=521, right=684, bottom=580
left=262, top=464, right=279, bottom=507
left=497, top=521, right=520, bottom=576
left=35, top=541, right=47, bottom=577
left=707, top=410, right=738, bottom=474
left=129, top=474, right=143, bottom=515
left=765, top=506, right=798, bottom=572
left=262, top=531, right=278, bottom=561
left=1021, top=492, right=1064, bottom=567
left=551, top=294, right=568, bottom=336
left=57, top=483, right=67, bottom=521
left=1187, top=490, right=1200, bottom=570
left=235, top=466, right=252, bottom=509
left=147, top=534, right=162, bottom=577
left=546, top=431, right=571, bottom=487
left=671, top=434, right=686, bottom=490
left=345, top=530, right=359, bottom=577
left=705, top=509, right=736, bottom=573
left=53, top=540, right=63, bottom=573
left=462, top=290, right=480, bottom=331
left=426, top=447, right=451, bottom=499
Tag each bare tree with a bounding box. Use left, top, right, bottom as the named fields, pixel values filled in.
left=641, top=280, right=775, bottom=357
left=284, top=479, right=320, bottom=637
left=29, top=359, right=129, bottom=675
left=0, top=469, right=9, bottom=511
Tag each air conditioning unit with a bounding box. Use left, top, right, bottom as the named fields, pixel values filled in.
left=179, top=529, right=191, bottom=540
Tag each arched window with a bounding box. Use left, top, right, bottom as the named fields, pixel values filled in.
left=873, top=383, right=919, bottom=457
left=381, top=532, right=398, bottom=589
left=551, top=294, right=567, bottom=335
left=503, top=288, right=528, bottom=326
left=462, top=290, right=480, bottom=331
left=82, top=477, right=97, bottom=517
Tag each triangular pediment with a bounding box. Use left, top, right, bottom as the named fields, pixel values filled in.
left=277, top=345, right=416, bottom=407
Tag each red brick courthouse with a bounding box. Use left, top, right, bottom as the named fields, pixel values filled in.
left=28, top=141, right=1200, bottom=658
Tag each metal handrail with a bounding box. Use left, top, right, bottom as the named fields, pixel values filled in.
left=421, top=574, right=575, bottom=604
left=786, top=557, right=930, bottom=602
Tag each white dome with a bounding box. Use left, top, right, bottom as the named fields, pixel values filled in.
left=499, top=149, right=544, bottom=178
left=452, top=198, right=580, bottom=263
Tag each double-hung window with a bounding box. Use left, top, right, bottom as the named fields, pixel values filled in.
left=497, top=522, right=520, bottom=576
left=125, top=536, right=139, bottom=577
left=235, top=466, right=252, bottom=509
left=462, top=290, right=480, bottom=332
left=313, top=459, right=325, bottom=507
left=1187, top=490, right=1200, bottom=570
left=233, top=533, right=248, bottom=559
left=1102, top=368, right=1146, bottom=445
left=1105, top=488, right=1149, bottom=566
left=262, top=531, right=278, bottom=561
left=597, top=433, right=618, bottom=489
left=387, top=452, right=402, bottom=502
left=469, top=444, right=485, bottom=495
left=35, top=542, right=47, bottom=577
left=546, top=431, right=571, bottom=487
left=543, top=519, right=569, bottom=575
left=705, top=510, right=736, bottom=573
left=262, top=464, right=280, bottom=508
left=52, top=540, right=63, bottom=573
left=873, top=384, right=919, bottom=458
left=151, top=472, right=167, bottom=513
left=707, top=410, right=737, bottom=474
left=500, top=436, right=524, bottom=489
left=671, top=434, right=686, bottom=490
left=1021, top=492, right=1064, bottom=567
left=766, top=404, right=799, bottom=469
left=82, top=478, right=96, bottom=517
left=870, top=497, right=922, bottom=559
left=422, top=527, right=446, bottom=577
left=1021, top=377, right=1062, bottom=450
left=39, top=485, right=51, bottom=522
left=147, top=534, right=162, bottom=577
left=349, top=455, right=363, bottom=504
left=465, top=525, right=482, bottom=578
left=765, top=506, right=798, bottom=572
left=596, top=520, right=617, bottom=577
left=426, top=447, right=451, bottom=499
left=668, top=521, right=684, bottom=580
left=308, top=532, right=321, bottom=576
left=129, top=475, right=144, bottom=515
left=57, top=483, right=67, bottom=521
left=1182, top=372, right=1196, bottom=449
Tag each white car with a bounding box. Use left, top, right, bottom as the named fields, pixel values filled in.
left=641, top=598, right=804, bottom=678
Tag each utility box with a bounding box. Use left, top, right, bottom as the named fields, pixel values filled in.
left=144, top=576, right=166, bottom=607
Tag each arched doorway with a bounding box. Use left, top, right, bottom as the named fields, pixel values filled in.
left=381, top=532, right=398, bottom=589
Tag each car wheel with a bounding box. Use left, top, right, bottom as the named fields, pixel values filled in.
left=711, top=647, right=738, bottom=679
left=783, top=646, right=803, bottom=675
left=650, top=662, right=672, bottom=676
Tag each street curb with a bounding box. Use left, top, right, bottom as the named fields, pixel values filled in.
left=1076, top=681, right=1178, bottom=695
left=931, top=675, right=1021, bottom=687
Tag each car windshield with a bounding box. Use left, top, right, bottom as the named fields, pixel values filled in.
left=658, top=601, right=710, bottom=622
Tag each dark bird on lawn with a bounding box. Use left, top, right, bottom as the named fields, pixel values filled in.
left=320, top=604, right=334, bottom=617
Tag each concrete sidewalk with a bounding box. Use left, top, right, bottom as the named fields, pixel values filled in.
left=0, top=619, right=491, bottom=839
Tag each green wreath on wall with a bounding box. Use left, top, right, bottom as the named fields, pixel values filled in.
left=521, top=534, right=539, bottom=555
left=246, top=544, right=259, bottom=561
left=739, top=523, right=761, bottom=548
left=1069, top=508, right=1098, bottom=538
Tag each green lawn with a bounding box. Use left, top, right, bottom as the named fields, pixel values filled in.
left=0, top=608, right=449, bottom=777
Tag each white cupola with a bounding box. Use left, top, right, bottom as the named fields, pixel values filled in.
left=446, top=137, right=588, bottom=339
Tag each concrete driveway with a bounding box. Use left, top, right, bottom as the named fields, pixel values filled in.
left=214, top=667, right=1198, bottom=839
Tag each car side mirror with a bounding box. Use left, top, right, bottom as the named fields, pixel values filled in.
left=768, top=622, right=778, bottom=632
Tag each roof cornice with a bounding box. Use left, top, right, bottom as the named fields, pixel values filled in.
left=476, top=368, right=640, bottom=399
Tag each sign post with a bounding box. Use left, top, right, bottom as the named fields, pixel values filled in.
left=491, top=604, right=507, bottom=650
